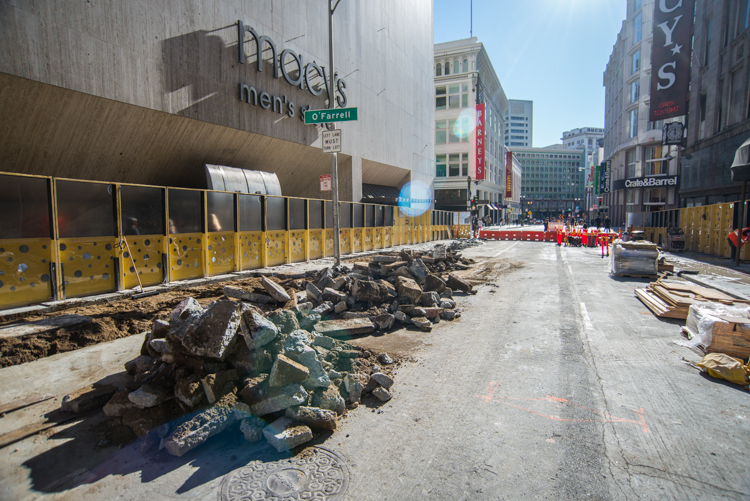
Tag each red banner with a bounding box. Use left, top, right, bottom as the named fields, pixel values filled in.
left=505, top=151, right=513, bottom=199
left=475, top=103, right=485, bottom=180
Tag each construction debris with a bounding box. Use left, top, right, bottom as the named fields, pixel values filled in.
left=88, top=243, right=469, bottom=455
left=636, top=278, right=744, bottom=320
left=610, top=240, right=659, bottom=277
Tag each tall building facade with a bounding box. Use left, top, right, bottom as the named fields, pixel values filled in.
left=0, top=1, right=435, bottom=202
left=562, top=127, right=605, bottom=167
left=682, top=0, right=750, bottom=207
left=505, top=100, right=533, bottom=147
left=433, top=38, right=510, bottom=220
left=514, top=146, right=586, bottom=219
left=603, top=0, right=683, bottom=227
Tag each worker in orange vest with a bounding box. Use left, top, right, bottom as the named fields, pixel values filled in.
left=727, top=227, right=750, bottom=259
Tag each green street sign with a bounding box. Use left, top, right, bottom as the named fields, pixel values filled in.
left=304, top=107, right=358, bottom=124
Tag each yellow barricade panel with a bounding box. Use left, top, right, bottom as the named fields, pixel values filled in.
left=169, top=233, right=204, bottom=281
left=325, top=229, right=334, bottom=256
left=289, top=230, right=307, bottom=263
left=239, top=231, right=263, bottom=270
left=352, top=228, right=363, bottom=253
left=0, top=238, right=55, bottom=308
left=309, top=230, right=324, bottom=260
left=363, top=228, right=374, bottom=251
left=384, top=227, right=392, bottom=248
left=207, top=232, right=236, bottom=276
left=122, top=234, right=165, bottom=289
left=59, top=237, right=118, bottom=298
left=339, top=229, right=351, bottom=255
left=266, top=231, right=287, bottom=267
left=373, top=228, right=383, bottom=249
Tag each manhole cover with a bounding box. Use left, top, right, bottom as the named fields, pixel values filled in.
left=218, top=446, right=349, bottom=500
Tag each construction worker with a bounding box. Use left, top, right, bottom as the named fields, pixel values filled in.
left=727, top=227, right=750, bottom=259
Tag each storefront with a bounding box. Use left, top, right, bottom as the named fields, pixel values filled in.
left=0, top=1, right=434, bottom=202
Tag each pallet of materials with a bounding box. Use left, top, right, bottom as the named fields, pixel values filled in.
left=610, top=240, right=659, bottom=277
left=683, top=302, right=750, bottom=359
left=635, top=279, right=745, bottom=320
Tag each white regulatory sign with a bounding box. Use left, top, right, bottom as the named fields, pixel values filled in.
left=322, top=129, right=341, bottom=153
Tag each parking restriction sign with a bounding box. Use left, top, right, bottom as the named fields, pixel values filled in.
left=320, top=174, right=332, bottom=191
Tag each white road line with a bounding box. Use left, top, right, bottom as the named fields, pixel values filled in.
left=493, top=242, right=519, bottom=257
left=580, top=302, right=594, bottom=332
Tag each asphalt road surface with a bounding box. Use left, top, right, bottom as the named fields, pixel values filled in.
left=3, top=240, right=749, bottom=500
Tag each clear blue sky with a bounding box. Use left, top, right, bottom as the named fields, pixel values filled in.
left=434, top=0, right=626, bottom=147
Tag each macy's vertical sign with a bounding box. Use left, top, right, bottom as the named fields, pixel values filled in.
left=475, top=103, right=485, bottom=180
left=649, top=0, right=694, bottom=121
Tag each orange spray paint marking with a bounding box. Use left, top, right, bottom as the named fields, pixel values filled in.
left=476, top=381, right=649, bottom=433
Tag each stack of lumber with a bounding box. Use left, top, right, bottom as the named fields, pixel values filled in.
left=635, top=279, right=745, bottom=320
left=684, top=303, right=750, bottom=359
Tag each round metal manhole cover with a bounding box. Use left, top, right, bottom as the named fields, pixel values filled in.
left=218, top=446, right=349, bottom=501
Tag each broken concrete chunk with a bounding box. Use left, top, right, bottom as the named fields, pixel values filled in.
left=239, top=307, right=278, bottom=350
left=312, top=335, right=337, bottom=350
left=340, top=311, right=370, bottom=320
left=408, top=259, right=430, bottom=283
left=292, top=346, right=331, bottom=390
left=162, top=405, right=235, bottom=457
left=373, top=313, right=395, bottom=330
left=420, top=291, right=440, bottom=307
left=424, top=274, right=447, bottom=294
left=312, top=301, right=334, bottom=315
left=439, top=299, right=456, bottom=309
left=409, top=307, right=427, bottom=317
left=103, top=390, right=136, bottom=417
left=249, top=384, right=309, bottom=416
left=269, top=354, right=310, bottom=387
left=377, top=353, right=394, bottom=365
left=262, top=417, right=313, bottom=452
left=125, top=356, right=157, bottom=375
left=395, top=276, right=422, bottom=303
left=128, top=383, right=172, bottom=409
left=372, top=387, right=393, bottom=402
left=370, top=372, right=394, bottom=389
left=315, top=318, right=376, bottom=338
left=424, top=308, right=443, bottom=320
left=331, top=277, right=348, bottom=290
left=201, top=369, right=238, bottom=405
left=299, top=312, right=322, bottom=331
left=351, top=280, right=389, bottom=303
left=349, top=381, right=364, bottom=403
left=122, top=400, right=182, bottom=437
left=176, top=299, right=242, bottom=361
left=238, top=376, right=269, bottom=407
left=223, top=285, right=274, bottom=304
left=285, top=406, right=337, bottom=431
left=372, top=255, right=399, bottom=263
left=306, top=282, right=323, bottom=303
left=334, top=301, right=348, bottom=313
left=295, top=302, right=313, bottom=314
left=174, top=374, right=206, bottom=408
left=312, top=385, right=346, bottom=415
left=446, top=274, right=472, bottom=293
left=411, top=317, right=432, bottom=331
left=240, top=417, right=266, bottom=443
left=268, top=310, right=300, bottom=335
left=261, top=276, right=291, bottom=303
left=62, top=385, right=117, bottom=414
left=442, top=309, right=457, bottom=320
left=323, top=288, right=348, bottom=304
left=314, top=268, right=334, bottom=290
left=149, top=338, right=173, bottom=354
left=169, top=297, right=204, bottom=324
left=393, top=311, right=410, bottom=323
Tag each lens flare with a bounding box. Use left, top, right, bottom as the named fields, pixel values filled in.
left=454, top=109, right=477, bottom=139
left=398, top=180, right=433, bottom=217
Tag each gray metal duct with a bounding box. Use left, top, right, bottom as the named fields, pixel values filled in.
left=205, top=164, right=281, bottom=195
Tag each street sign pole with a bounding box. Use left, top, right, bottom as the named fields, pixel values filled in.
left=328, top=0, right=341, bottom=266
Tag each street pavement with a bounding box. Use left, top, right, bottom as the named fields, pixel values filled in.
left=1, top=239, right=749, bottom=500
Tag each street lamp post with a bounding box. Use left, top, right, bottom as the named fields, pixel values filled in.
left=328, top=0, right=342, bottom=266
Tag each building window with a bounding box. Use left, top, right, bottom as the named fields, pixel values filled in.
left=700, top=93, right=708, bottom=139
left=626, top=190, right=636, bottom=204
left=647, top=119, right=665, bottom=131
left=634, top=0, right=642, bottom=11
left=453, top=60, right=459, bottom=74
left=631, top=80, right=640, bottom=102
left=644, top=145, right=665, bottom=176
left=634, top=12, right=643, bottom=44
left=717, top=79, right=724, bottom=132
left=448, top=118, right=469, bottom=143
left=447, top=153, right=469, bottom=177
left=445, top=61, right=450, bottom=75
left=462, top=58, right=468, bottom=72
left=629, top=108, right=639, bottom=138
left=436, top=86, right=446, bottom=110
left=736, top=0, right=750, bottom=37
left=704, top=19, right=712, bottom=66
left=644, top=188, right=666, bottom=204
left=626, top=149, right=637, bottom=178
left=436, top=154, right=447, bottom=177
left=436, top=120, right=447, bottom=144
left=436, top=63, right=442, bottom=76
left=729, top=69, right=744, bottom=125
left=632, top=50, right=641, bottom=74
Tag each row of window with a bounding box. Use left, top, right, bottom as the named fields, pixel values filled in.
left=435, top=118, right=470, bottom=144
left=436, top=84, right=469, bottom=110
left=517, top=152, right=581, bottom=160
left=436, top=58, right=469, bottom=77
left=625, top=145, right=671, bottom=178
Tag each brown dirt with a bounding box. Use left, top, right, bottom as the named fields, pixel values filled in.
left=0, top=275, right=305, bottom=368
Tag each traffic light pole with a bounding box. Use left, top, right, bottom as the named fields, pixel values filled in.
left=328, top=0, right=341, bottom=266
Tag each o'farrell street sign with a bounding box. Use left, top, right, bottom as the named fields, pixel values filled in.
left=304, top=107, right=358, bottom=124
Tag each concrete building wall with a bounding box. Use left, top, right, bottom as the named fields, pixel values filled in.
left=0, top=0, right=435, bottom=201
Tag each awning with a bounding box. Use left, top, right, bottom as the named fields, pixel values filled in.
left=731, top=135, right=750, bottom=181
left=360, top=183, right=400, bottom=204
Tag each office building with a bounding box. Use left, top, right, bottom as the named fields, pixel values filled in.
left=505, top=99, right=533, bottom=147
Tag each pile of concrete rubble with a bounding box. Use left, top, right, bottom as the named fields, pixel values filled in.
left=68, top=244, right=474, bottom=455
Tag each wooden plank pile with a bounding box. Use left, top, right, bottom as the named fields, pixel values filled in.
left=635, top=278, right=743, bottom=320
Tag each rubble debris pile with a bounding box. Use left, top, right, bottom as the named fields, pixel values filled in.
left=96, top=244, right=470, bottom=455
